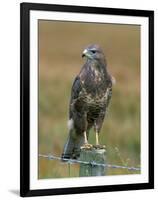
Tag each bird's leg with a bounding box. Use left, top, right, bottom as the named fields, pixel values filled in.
left=83, top=131, right=88, bottom=144
left=94, top=121, right=100, bottom=146
left=94, top=118, right=106, bottom=149
left=95, top=131, right=99, bottom=145
left=81, top=131, right=93, bottom=149
left=81, top=127, right=93, bottom=149
left=80, top=113, right=93, bottom=149
left=94, top=129, right=106, bottom=148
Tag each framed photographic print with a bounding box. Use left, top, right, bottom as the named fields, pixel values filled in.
left=20, top=2, right=154, bottom=197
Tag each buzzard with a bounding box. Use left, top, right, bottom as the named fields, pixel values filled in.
left=61, top=44, right=114, bottom=160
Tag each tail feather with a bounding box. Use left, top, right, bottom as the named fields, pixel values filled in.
left=61, top=130, right=84, bottom=160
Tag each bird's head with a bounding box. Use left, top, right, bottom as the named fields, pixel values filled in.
left=82, top=44, right=105, bottom=61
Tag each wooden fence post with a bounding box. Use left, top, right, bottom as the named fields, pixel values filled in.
left=79, top=147, right=106, bottom=177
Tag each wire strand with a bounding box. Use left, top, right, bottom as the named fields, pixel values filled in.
left=39, top=154, right=140, bottom=171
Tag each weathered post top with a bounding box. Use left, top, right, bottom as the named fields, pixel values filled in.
left=79, top=146, right=106, bottom=177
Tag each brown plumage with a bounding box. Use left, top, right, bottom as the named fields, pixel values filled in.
left=61, top=44, right=113, bottom=160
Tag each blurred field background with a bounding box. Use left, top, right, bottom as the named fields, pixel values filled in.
left=38, top=20, right=140, bottom=179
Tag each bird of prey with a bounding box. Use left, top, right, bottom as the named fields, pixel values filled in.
left=61, top=44, right=114, bottom=160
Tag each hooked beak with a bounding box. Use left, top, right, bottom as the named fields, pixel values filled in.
left=82, top=49, right=89, bottom=57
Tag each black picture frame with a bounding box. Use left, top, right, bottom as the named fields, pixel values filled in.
left=20, top=2, right=154, bottom=197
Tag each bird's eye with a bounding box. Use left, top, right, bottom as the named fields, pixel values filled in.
left=91, top=50, right=96, bottom=54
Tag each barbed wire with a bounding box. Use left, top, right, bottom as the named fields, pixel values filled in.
left=39, top=154, right=140, bottom=171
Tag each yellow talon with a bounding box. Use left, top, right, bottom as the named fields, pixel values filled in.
left=81, top=143, right=93, bottom=149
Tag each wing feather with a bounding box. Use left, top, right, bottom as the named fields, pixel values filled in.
left=69, top=76, right=82, bottom=118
